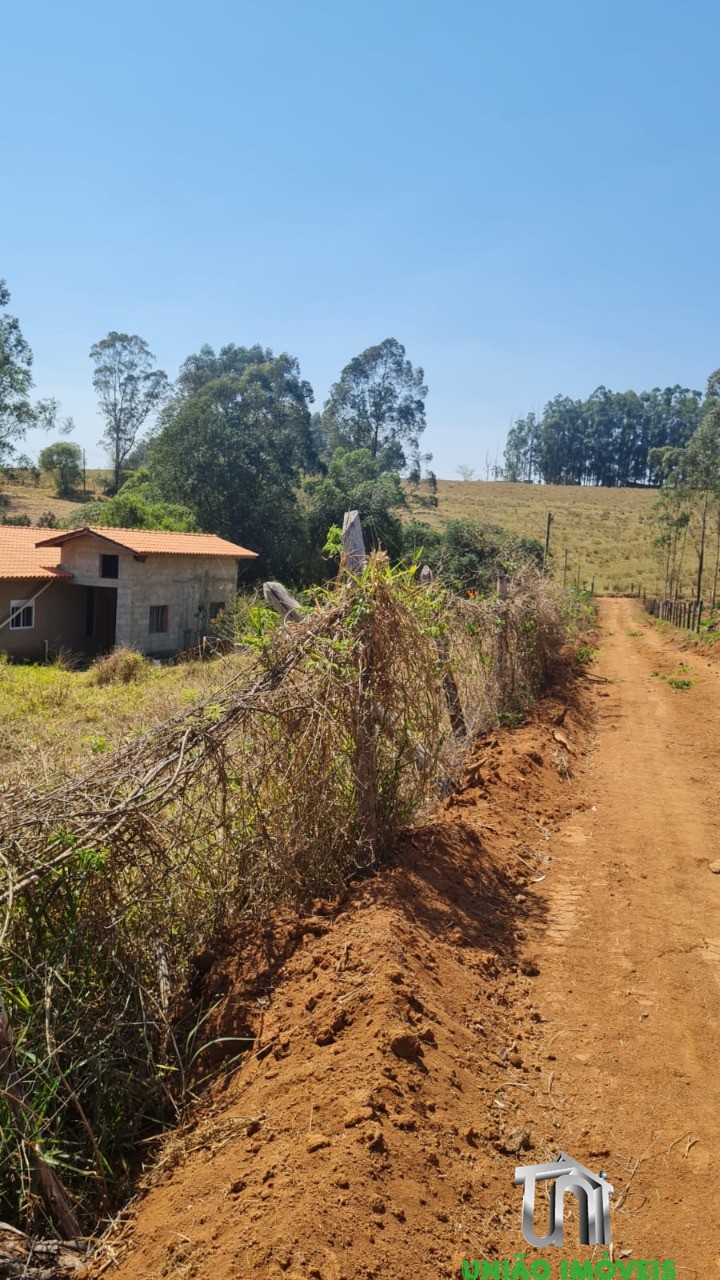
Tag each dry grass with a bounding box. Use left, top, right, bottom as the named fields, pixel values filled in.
left=0, top=469, right=109, bottom=524
left=408, top=480, right=680, bottom=596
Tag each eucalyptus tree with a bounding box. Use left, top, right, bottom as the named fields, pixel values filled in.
left=321, top=338, right=427, bottom=473
left=90, top=332, right=170, bottom=491
left=151, top=348, right=317, bottom=578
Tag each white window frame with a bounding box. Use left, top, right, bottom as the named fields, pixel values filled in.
left=10, top=599, right=35, bottom=630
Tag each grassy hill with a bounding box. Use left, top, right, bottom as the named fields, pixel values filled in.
left=1, top=470, right=679, bottom=597
left=0, top=469, right=109, bottom=525
left=410, top=480, right=670, bottom=596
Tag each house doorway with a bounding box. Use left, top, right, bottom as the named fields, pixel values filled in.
left=86, top=586, right=117, bottom=653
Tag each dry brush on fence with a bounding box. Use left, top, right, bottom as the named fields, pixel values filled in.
left=0, top=555, right=568, bottom=1235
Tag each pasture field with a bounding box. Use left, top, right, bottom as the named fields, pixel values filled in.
left=411, top=479, right=668, bottom=596
left=0, top=470, right=685, bottom=596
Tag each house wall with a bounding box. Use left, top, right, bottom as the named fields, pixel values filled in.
left=123, top=554, right=238, bottom=654
left=0, top=579, right=86, bottom=660
left=56, top=536, right=239, bottom=655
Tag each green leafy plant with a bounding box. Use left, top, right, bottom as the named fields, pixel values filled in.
left=575, top=645, right=597, bottom=664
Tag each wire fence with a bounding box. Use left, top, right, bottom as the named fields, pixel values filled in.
left=0, top=555, right=569, bottom=1236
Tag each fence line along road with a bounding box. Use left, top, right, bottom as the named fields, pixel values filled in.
left=644, top=596, right=705, bottom=632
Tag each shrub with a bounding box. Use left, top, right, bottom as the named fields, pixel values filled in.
left=90, top=647, right=148, bottom=686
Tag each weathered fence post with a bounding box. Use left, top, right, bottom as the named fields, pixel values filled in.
left=543, top=511, right=553, bottom=570
left=697, top=601, right=704, bottom=633
left=338, top=513, right=378, bottom=865
left=341, top=510, right=368, bottom=574
left=262, top=581, right=302, bottom=621
left=495, top=569, right=512, bottom=710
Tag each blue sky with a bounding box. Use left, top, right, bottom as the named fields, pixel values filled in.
left=3, top=0, right=719, bottom=477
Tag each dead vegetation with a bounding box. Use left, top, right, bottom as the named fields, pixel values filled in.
left=0, top=555, right=572, bottom=1238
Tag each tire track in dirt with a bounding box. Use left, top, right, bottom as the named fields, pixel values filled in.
left=503, top=598, right=720, bottom=1275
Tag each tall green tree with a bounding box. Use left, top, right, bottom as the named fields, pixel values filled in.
left=175, top=343, right=275, bottom=398
left=150, top=350, right=317, bottom=577
left=648, top=446, right=692, bottom=596
left=0, top=279, right=35, bottom=473
left=504, top=413, right=540, bottom=482
left=321, top=338, right=428, bottom=472
left=303, top=448, right=406, bottom=579
left=90, top=332, right=170, bottom=492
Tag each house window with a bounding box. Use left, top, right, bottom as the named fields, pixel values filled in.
left=10, top=600, right=34, bottom=630
left=149, top=605, right=169, bottom=634
left=100, top=554, right=119, bottom=579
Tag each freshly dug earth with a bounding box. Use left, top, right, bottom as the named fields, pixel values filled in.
left=83, top=688, right=589, bottom=1280
left=80, top=599, right=720, bottom=1276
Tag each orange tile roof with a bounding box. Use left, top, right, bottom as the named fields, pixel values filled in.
left=36, top=526, right=258, bottom=558
left=0, top=527, right=74, bottom=580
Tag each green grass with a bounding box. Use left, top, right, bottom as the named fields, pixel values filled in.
left=407, top=479, right=677, bottom=597
left=0, top=651, right=248, bottom=783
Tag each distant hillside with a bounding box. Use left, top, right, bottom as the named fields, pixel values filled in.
left=407, top=480, right=672, bottom=596
left=0, top=470, right=109, bottom=526
left=1, top=471, right=678, bottom=596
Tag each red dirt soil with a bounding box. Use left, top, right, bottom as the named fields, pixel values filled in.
left=82, top=599, right=720, bottom=1279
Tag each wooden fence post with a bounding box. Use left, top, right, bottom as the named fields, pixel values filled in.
left=543, top=511, right=553, bottom=570
left=341, top=510, right=368, bottom=574
left=262, top=581, right=302, bottom=621
left=339, top=513, right=378, bottom=865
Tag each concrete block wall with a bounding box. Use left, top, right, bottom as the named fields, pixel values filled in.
left=56, top=535, right=238, bottom=655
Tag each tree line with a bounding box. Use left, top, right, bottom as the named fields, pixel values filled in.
left=0, top=278, right=441, bottom=582
left=504, top=384, right=709, bottom=487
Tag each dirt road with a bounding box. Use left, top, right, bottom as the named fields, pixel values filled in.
left=90, top=597, right=720, bottom=1280
left=514, top=597, right=720, bottom=1273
